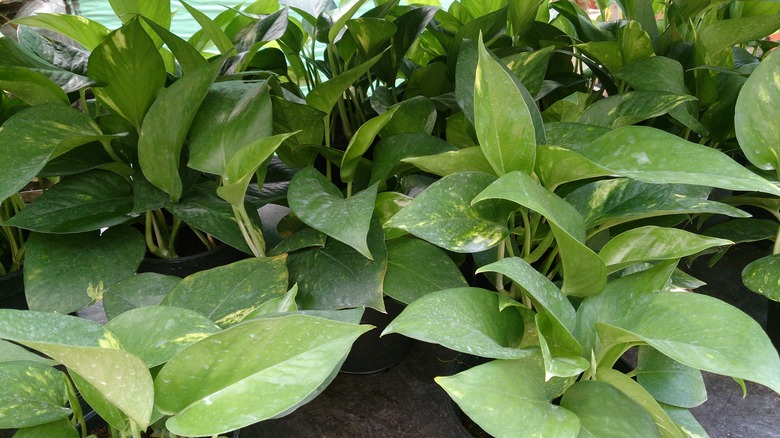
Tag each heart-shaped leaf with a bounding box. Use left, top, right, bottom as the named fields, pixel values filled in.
left=577, top=91, right=695, bottom=129
left=288, top=167, right=378, bottom=259
left=742, top=254, right=780, bottom=302
left=161, top=256, right=289, bottom=327
left=385, top=172, right=512, bottom=253
left=24, top=226, right=146, bottom=313
left=340, top=106, right=399, bottom=183
left=436, top=352, right=580, bottom=438
left=103, top=273, right=180, bottom=320
left=155, top=315, right=370, bottom=436
left=384, top=287, right=528, bottom=359
left=369, top=133, right=457, bottom=184
left=636, top=347, right=707, bottom=409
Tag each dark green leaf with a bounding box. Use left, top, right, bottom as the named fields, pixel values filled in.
left=11, top=418, right=79, bottom=438
left=24, top=226, right=146, bottom=313
left=369, top=133, right=457, bottom=184
left=636, top=346, right=707, bottom=409
left=384, top=237, right=468, bottom=304
left=287, top=219, right=387, bottom=311
left=306, top=53, right=382, bottom=115
left=141, top=17, right=208, bottom=75
left=288, top=167, right=378, bottom=259
left=138, top=59, right=222, bottom=202
left=0, top=38, right=93, bottom=93
left=380, top=96, right=437, bottom=137
left=181, top=0, right=235, bottom=54
left=6, top=170, right=135, bottom=233
left=346, top=17, right=397, bottom=57
left=0, top=361, right=70, bottom=428
left=0, top=66, right=68, bottom=106
left=578, top=91, right=695, bottom=128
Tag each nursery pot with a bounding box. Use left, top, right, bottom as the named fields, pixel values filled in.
left=138, top=243, right=249, bottom=278
left=340, top=297, right=413, bottom=374
left=768, top=299, right=780, bottom=350
left=0, top=269, right=26, bottom=310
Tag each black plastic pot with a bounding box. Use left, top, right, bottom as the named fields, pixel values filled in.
left=0, top=269, right=26, bottom=309
left=138, top=243, right=249, bottom=278
left=768, top=299, right=780, bottom=350
left=340, top=297, right=414, bottom=374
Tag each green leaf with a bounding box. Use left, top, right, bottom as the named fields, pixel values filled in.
left=475, top=36, right=537, bottom=175
left=161, top=256, right=289, bottom=327
left=544, top=122, right=610, bottom=151
left=742, top=254, right=780, bottom=302
left=12, top=14, right=110, bottom=51
left=0, top=361, right=70, bottom=428
left=141, top=17, right=207, bottom=75
left=0, top=104, right=101, bottom=202
left=5, top=170, right=135, bottom=233
left=105, top=306, right=221, bottom=367
left=369, top=133, right=457, bottom=184
left=0, top=66, right=69, bottom=105
left=662, top=405, right=709, bottom=438
left=341, top=106, right=399, bottom=183
left=636, top=346, right=707, bottom=409
left=109, top=0, right=171, bottom=28
left=217, top=133, right=294, bottom=207
left=383, top=287, right=528, bottom=359
left=617, top=20, right=655, bottom=65
left=103, top=273, right=180, bottom=320
left=288, top=167, right=378, bottom=259
left=384, top=237, right=469, bottom=305
left=581, top=126, right=780, bottom=196
left=589, top=290, right=780, bottom=394
left=403, top=147, right=496, bottom=177
left=12, top=418, right=79, bottom=438
left=565, top=179, right=749, bottom=229
left=0, top=309, right=120, bottom=348
left=535, top=145, right=611, bottom=190
left=536, top=311, right=590, bottom=379
left=577, top=91, right=696, bottom=128
left=88, top=18, right=167, bottom=130
left=596, top=367, right=687, bottom=438
left=346, top=17, right=396, bottom=57
left=735, top=49, right=780, bottom=171
left=188, top=81, right=274, bottom=176
left=698, top=15, right=780, bottom=64
left=0, top=38, right=93, bottom=93
left=560, top=380, right=661, bottom=438
left=287, top=219, right=388, bottom=311
left=155, top=315, right=370, bottom=436
left=436, top=352, right=580, bottom=438
left=385, top=172, right=512, bottom=253
left=138, top=59, right=222, bottom=202
left=328, top=0, right=369, bottom=43
left=503, top=45, right=554, bottom=98
left=180, top=0, right=235, bottom=55
left=379, top=96, right=437, bottom=137
left=0, top=340, right=54, bottom=365
left=473, top=172, right=606, bottom=296
left=599, top=226, right=732, bottom=273
left=24, top=226, right=146, bottom=313
left=306, top=52, right=382, bottom=115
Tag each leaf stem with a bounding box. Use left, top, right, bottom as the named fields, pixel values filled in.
left=495, top=239, right=506, bottom=295
left=233, top=203, right=265, bottom=257
left=773, top=225, right=780, bottom=255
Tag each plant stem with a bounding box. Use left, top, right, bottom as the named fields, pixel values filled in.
left=495, top=239, right=506, bottom=295
left=79, top=88, right=89, bottom=118
left=233, top=203, right=265, bottom=257
left=144, top=211, right=162, bottom=257
left=773, top=224, right=780, bottom=255
left=520, top=211, right=532, bottom=258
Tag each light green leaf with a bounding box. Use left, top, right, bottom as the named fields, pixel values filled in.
left=109, top=0, right=171, bottom=28
left=662, top=405, right=710, bottom=438
left=0, top=339, right=54, bottom=365
left=735, top=49, right=780, bottom=171
left=0, top=361, right=70, bottom=428
left=475, top=36, right=537, bottom=175
left=581, top=126, right=780, bottom=196
left=13, top=13, right=110, bottom=51
left=742, top=254, right=780, bottom=302
left=138, top=59, right=222, bottom=202
left=536, top=312, right=590, bottom=379
left=180, top=0, right=235, bottom=54
left=11, top=418, right=79, bottom=438
left=103, top=273, right=180, bottom=320
left=385, top=172, right=512, bottom=253
left=383, top=287, right=528, bottom=359
left=436, top=352, right=580, bottom=438
left=0, top=309, right=120, bottom=348
left=402, top=147, right=496, bottom=177
left=24, top=227, right=146, bottom=314
left=288, top=167, right=378, bottom=259
left=535, top=145, right=611, bottom=190
left=106, top=306, right=221, bottom=367
left=636, top=346, right=707, bottom=409
left=328, top=0, right=369, bottom=43
left=341, top=106, right=399, bottom=183
left=188, top=81, right=274, bottom=176
left=155, top=315, right=370, bottom=436
left=286, top=219, right=387, bottom=311
left=88, top=17, right=167, bottom=130
left=161, top=256, right=289, bottom=327
left=599, top=226, right=732, bottom=273
left=560, top=380, right=661, bottom=438
left=384, top=237, right=469, bottom=305
left=0, top=66, right=68, bottom=105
